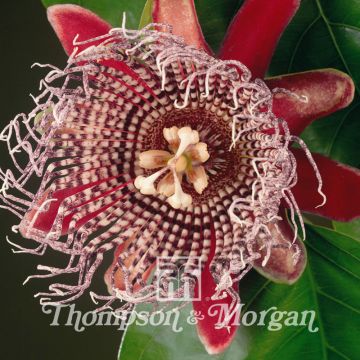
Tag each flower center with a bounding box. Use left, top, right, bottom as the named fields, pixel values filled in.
left=134, top=126, right=210, bottom=209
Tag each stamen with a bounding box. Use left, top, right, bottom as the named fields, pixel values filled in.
left=174, top=127, right=199, bottom=157
left=174, top=155, right=188, bottom=173
left=167, top=170, right=192, bottom=209
left=187, top=143, right=210, bottom=163
left=157, top=172, right=175, bottom=197
left=134, top=167, right=168, bottom=195
left=187, top=166, right=208, bottom=194
left=163, top=126, right=180, bottom=148
left=134, top=126, right=209, bottom=209
left=139, top=150, right=171, bottom=169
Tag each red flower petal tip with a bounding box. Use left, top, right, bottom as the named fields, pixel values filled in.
left=267, top=69, right=355, bottom=135
left=152, top=0, right=211, bottom=53
left=19, top=180, right=111, bottom=239
left=193, top=230, right=238, bottom=354
left=104, top=241, right=155, bottom=294
left=47, top=4, right=111, bottom=55
left=253, top=218, right=307, bottom=284
left=193, top=282, right=239, bottom=355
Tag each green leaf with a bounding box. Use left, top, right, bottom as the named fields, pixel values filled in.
left=119, top=225, right=360, bottom=359
left=333, top=218, right=360, bottom=242
left=268, top=0, right=360, bottom=169
left=42, top=0, right=146, bottom=28
left=194, top=0, right=243, bottom=52
left=299, top=102, right=360, bottom=168
left=138, top=0, right=153, bottom=29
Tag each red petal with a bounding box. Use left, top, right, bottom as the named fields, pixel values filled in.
left=152, top=0, right=211, bottom=53
left=291, top=149, right=360, bottom=221
left=47, top=4, right=111, bottom=55
left=219, top=0, right=300, bottom=78
left=104, top=240, right=155, bottom=293
left=193, top=228, right=238, bottom=354
left=19, top=178, right=124, bottom=238
left=266, top=69, right=355, bottom=135
left=253, top=210, right=307, bottom=284
left=47, top=6, right=142, bottom=77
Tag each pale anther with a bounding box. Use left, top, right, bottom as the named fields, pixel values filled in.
left=134, top=126, right=210, bottom=209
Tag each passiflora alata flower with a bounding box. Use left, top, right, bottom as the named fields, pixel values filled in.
left=1, top=0, right=360, bottom=355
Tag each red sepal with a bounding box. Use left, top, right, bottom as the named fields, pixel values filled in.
left=153, top=0, right=212, bottom=53
left=219, top=0, right=300, bottom=78
left=193, top=229, right=238, bottom=354
left=253, top=210, right=307, bottom=284
left=267, top=69, right=355, bottom=135
left=291, top=149, right=360, bottom=221
left=47, top=4, right=111, bottom=55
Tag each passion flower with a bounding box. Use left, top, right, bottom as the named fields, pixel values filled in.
left=1, top=0, right=360, bottom=355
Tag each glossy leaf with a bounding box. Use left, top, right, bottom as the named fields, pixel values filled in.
left=119, top=225, right=360, bottom=359
left=333, top=218, right=360, bottom=242
left=300, top=102, right=360, bottom=168
left=42, top=0, right=146, bottom=28
left=139, top=0, right=153, bottom=29
left=194, top=0, right=243, bottom=52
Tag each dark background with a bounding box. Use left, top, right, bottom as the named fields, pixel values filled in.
left=0, top=1, right=122, bottom=359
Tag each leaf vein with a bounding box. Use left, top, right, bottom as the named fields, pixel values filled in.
left=242, top=279, right=270, bottom=312
left=315, top=0, right=360, bottom=94
left=326, top=102, right=360, bottom=157
left=326, top=344, right=352, bottom=360
left=305, top=265, right=328, bottom=360
left=307, top=243, right=360, bottom=280
left=318, top=289, right=360, bottom=314
left=287, top=15, right=321, bottom=72
left=329, top=22, right=360, bottom=33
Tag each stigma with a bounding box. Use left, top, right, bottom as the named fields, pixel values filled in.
left=134, top=126, right=210, bottom=209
